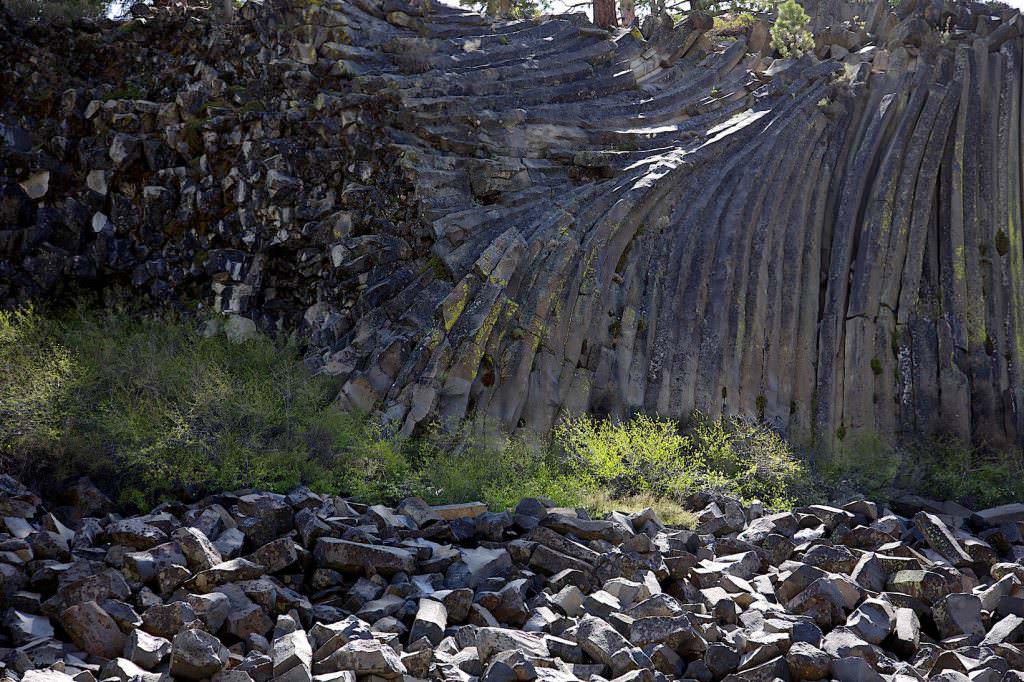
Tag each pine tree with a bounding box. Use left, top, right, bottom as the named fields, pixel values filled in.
left=770, top=0, right=814, bottom=58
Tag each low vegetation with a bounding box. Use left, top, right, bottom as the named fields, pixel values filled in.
left=2, top=306, right=359, bottom=508
left=770, top=0, right=815, bottom=58
left=5, top=0, right=109, bottom=20
left=711, top=11, right=757, bottom=36
left=555, top=413, right=814, bottom=510
left=3, top=306, right=1022, bottom=517
left=816, top=431, right=1024, bottom=510
left=910, top=438, right=1024, bottom=509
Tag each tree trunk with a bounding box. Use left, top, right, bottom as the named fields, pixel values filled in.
left=593, top=0, right=616, bottom=28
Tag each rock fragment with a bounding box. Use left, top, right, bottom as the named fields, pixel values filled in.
left=170, top=629, right=230, bottom=680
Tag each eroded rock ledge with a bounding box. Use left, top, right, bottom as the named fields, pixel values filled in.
left=4, top=476, right=1024, bottom=680
left=2, top=0, right=1024, bottom=445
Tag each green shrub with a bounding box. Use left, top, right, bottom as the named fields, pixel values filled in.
left=906, top=438, right=1024, bottom=509
left=62, top=309, right=358, bottom=505
left=818, top=431, right=901, bottom=502
left=770, top=0, right=814, bottom=58
left=816, top=432, right=1024, bottom=510
left=30, top=307, right=1024, bottom=516
left=684, top=415, right=817, bottom=509
left=3, top=307, right=720, bottom=515
left=555, top=413, right=692, bottom=497
left=713, top=11, right=756, bottom=34
left=0, top=307, right=76, bottom=478
left=415, top=418, right=590, bottom=510
left=0, top=306, right=412, bottom=507
left=555, top=412, right=816, bottom=510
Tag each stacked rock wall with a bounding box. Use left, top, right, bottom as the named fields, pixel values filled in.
left=2, top=0, right=1024, bottom=447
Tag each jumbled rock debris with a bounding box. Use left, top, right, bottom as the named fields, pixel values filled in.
left=3, top=474, right=1024, bottom=681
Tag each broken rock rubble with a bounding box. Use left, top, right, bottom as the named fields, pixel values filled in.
left=2, top=476, right=1024, bottom=681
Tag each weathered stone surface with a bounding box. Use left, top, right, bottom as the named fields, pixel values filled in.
left=185, top=592, right=231, bottom=632
left=5, top=610, right=53, bottom=644
left=249, top=537, right=298, bottom=573
left=409, top=599, right=447, bottom=645
left=272, top=628, right=312, bottom=678
left=142, top=600, right=197, bottom=638
left=972, top=504, right=1024, bottom=528
left=22, top=671, right=74, bottom=682
left=845, top=598, right=895, bottom=644
left=785, top=641, right=831, bottom=680
left=477, top=627, right=550, bottom=661
left=60, top=600, right=127, bottom=659
left=225, top=602, right=274, bottom=639
left=102, top=519, right=168, bottom=550
left=889, top=607, right=920, bottom=656
left=314, top=538, right=416, bottom=576
left=190, top=558, right=264, bottom=591
left=433, top=502, right=489, bottom=521
left=577, top=615, right=645, bottom=676
left=170, top=629, right=230, bottom=680
left=933, top=593, right=984, bottom=638
left=173, top=527, right=222, bottom=571
left=125, top=629, right=172, bottom=669
left=982, top=614, right=1024, bottom=645
left=313, top=639, right=406, bottom=678
left=99, top=658, right=162, bottom=682
left=914, top=512, right=972, bottom=566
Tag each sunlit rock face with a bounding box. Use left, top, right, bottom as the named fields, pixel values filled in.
left=1, top=0, right=1023, bottom=446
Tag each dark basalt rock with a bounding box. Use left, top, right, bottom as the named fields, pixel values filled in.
left=2, top=477, right=1024, bottom=680
left=2, top=0, right=1023, bottom=449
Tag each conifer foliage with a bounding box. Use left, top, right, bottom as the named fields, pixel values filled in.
left=770, top=0, right=814, bottom=57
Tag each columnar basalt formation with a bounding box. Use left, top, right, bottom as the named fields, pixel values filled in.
left=1, top=0, right=1023, bottom=446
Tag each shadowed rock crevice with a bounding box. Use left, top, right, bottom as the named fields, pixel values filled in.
left=1, top=0, right=1023, bottom=447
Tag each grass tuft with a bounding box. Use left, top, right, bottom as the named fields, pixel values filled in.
left=587, top=490, right=697, bottom=529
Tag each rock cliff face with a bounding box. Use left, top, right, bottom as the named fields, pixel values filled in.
left=2, top=0, right=1023, bottom=446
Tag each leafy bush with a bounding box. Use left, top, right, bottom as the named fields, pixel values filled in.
left=414, top=418, right=590, bottom=510
left=555, top=413, right=692, bottom=497
left=556, top=412, right=815, bottom=510
left=904, top=438, right=1024, bottom=510
left=817, top=432, right=901, bottom=502
left=415, top=416, right=707, bottom=523
left=683, top=415, right=817, bottom=508
left=816, top=432, right=1024, bottom=510
left=0, top=306, right=417, bottom=507
left=4, top=307, right=736, bottom=517
left=770, top=0, right=814, bottom=58
left=27, top=307, right=1010, bottom=516
left=0, top=307, right=77, bottom=478
left=712, top=11, right=756, bottom=35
